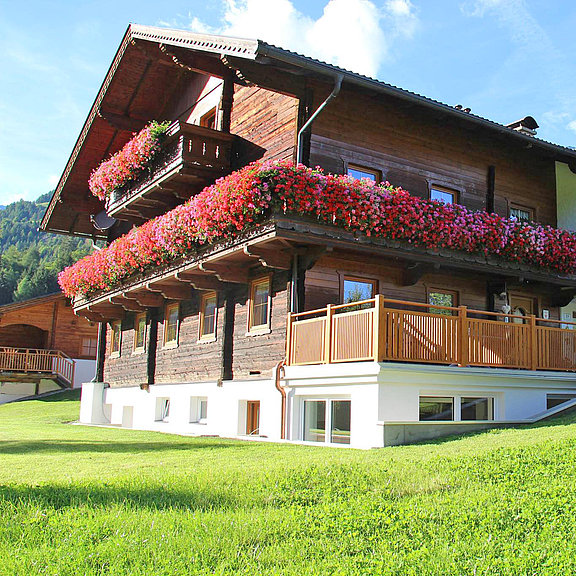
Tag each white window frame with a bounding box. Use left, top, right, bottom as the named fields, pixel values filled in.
left=419, top=394, right=497, bottom=422
left=301, top=397, right=352, bottom=445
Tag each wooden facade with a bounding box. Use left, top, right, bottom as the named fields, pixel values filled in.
left=0, top=294, right=98, bottom=360
left=40, top=26, right=576, bottom=391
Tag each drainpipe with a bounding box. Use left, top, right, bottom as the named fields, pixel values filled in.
left=274, top=360, right=287, bottom=439
left=296, top=75, right=343, bottom=165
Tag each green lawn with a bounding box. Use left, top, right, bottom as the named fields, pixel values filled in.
left=2, top=392, right=576, bottom=575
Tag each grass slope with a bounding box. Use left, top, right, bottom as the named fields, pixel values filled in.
left=1, top=392, right=576, bottom=575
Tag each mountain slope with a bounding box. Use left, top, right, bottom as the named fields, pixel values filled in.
left=0, top=192, right=92, bottom=304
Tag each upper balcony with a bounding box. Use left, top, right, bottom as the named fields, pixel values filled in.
left=105, top=121, right=236, bottom=223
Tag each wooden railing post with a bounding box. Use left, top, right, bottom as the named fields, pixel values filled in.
left=286, top=312, right=293, bottom=366
left=529, top=315, right=538, bottom=371
left=373, top=295, right=385, bottom=362
left=458, top=306, right=469, bottom=367
left=324, top=304, right=334, bottom=364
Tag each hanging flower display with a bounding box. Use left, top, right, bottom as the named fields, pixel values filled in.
left=88, top=121, right=170, bottom=200
left=60, top=160, right=576, bottom=298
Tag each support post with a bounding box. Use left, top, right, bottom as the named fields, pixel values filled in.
left=286, top=312, right=293, bottom=366
left=324, top=304, right=334, bottom=364
left=373, top=295, right=385, bottom=362
left=529, top=315, right=538, bottom=371
left=458, top=306, right=469, bottom=367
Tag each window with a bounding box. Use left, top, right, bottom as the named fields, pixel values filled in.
left=133, top=313, right=147, bottom=352
left=342, top=276, right=377, bottom=304
left=428, top=289, right=458, bottom=316
left=303, top=399, right=351, bottom=445
left=81, top=337, right=98, bottom=358
left=190, top=397, right=208, bottom=423
left=199, top=292, right=218, bottom=341
left=248, top=277, right=271, bottom=333
left=419, top=397, right=454, bottom=421
left=347, top=164, right=381, bottom=183
left=200, top=107, right=217, bottom=130
left=461, top=397, right=493, bottom=421
left=164, top=303, right=180, bottom=347
left=509, top=204, right=533, bottom=223
left=156, top=398, right=170, bottom=422
left=430, top=186, right=457, bottom=205
left=546, top=394, right=576, bottom=410
left=110, top=321, right=122, bottom=357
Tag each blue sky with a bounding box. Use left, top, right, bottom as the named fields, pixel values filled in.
left=1, top=0, right=576, bottom=206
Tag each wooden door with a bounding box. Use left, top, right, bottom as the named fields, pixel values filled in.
left=509, top=294, right=536, bottom=323
left=246, top=401, right=260, bottom=435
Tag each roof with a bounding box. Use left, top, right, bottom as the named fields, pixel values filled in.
left=41, top=24, right=576, bottom=238
left=0, top=293, right=65, bottom=315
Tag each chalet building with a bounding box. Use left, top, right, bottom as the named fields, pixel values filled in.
left=40, top=25, right=576, bottom=447
left=0, top=293, right=97, bottom=404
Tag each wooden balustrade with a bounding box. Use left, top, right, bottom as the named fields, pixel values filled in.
left=287, top=297, right=576, bottom=372
left=0, top=347, right=75, bottom=385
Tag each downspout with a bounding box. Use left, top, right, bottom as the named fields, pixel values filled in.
left=274, top=360, right=287, bottom=439
left=296, top=74, right=343, bottom=165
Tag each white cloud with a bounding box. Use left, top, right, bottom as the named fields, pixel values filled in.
left=48, top=174, right=60, bottom=188
left=187, top=0, right=418, bottom=78
left=567, top=121, right=576, bottom=135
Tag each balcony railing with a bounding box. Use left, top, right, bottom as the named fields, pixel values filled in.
left=0, top=348, right=75, bottom=385
left=287, top=296, right=576, bottom=372
left=106, top=121, right=236, bottom=220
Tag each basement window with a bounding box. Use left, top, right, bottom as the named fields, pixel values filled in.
left=461, top=397, right=493, bottom=421
left=156, top=398, right=170, bottom=422
left=190, top=397, right=208, bottom=424
left=546, top=394, right=576, bottom=410
left=419, top=397, right=454, bottom=421
left=303, top=399, right=351, bottom=445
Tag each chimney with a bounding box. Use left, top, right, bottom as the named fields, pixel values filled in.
left=506, top=116, right=539, bottom=137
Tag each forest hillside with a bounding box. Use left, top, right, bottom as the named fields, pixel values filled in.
left=0, top=192, right=92, bottom=304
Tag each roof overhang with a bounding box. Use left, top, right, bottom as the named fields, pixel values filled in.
left=41, top=24, right=576, bottom=240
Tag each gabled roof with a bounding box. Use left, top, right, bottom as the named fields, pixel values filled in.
left=41, top=24, right=576, bottom=239
left=0, top=293, right=65, bottom=315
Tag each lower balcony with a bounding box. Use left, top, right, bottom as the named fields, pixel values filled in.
left=287, top=297, right=576, bottom=372
left=0, top=347, right=75, bottom=387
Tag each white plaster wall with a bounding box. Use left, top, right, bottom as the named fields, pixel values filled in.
left=92, top=378, right=283, bottom=440
left=556, top=161, right=576, bottom=231
left=72, top=359, right=96, bottom=388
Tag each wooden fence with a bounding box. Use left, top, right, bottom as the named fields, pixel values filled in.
left=286, top=296, right=576, bottom=372
left=0, top=347, right=75, bottom=385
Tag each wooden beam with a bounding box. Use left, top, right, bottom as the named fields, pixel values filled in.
left=132, top=291, right=165, bottom=308
left=174, top=271, right=225, bottom=291
left=199, top=262, right=250, bottom=283
left=97, top=110, right=147, bottom=132
left=146, top=281, right=191, bottom=300
left=109, top=296, right=146, bottom=312
left=243, top=245, right=291, bottom=270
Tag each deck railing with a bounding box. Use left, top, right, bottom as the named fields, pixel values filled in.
left=0, top=348, right=75, bottom=385
left=286, top=296, right=576, bottom=372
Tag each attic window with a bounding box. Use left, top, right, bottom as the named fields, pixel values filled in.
left=509, top=204, right=533, bottom=223
left=430, top=186, right=457, bottom=205
left=347, top=164, right=380, bottom=182
left=200, top=108, right=217, bottom=130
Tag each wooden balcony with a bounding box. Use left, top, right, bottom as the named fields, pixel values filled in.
left=105, top=121, right=236, bottom=222
left=287, top=297, right=576, bottom=372
left=0, top=348, right=75, bottom=387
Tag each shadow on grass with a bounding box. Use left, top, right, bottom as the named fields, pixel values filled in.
left=0, top=439, right=244, bottom=455
left=0, top=482, right=248, bottom=512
